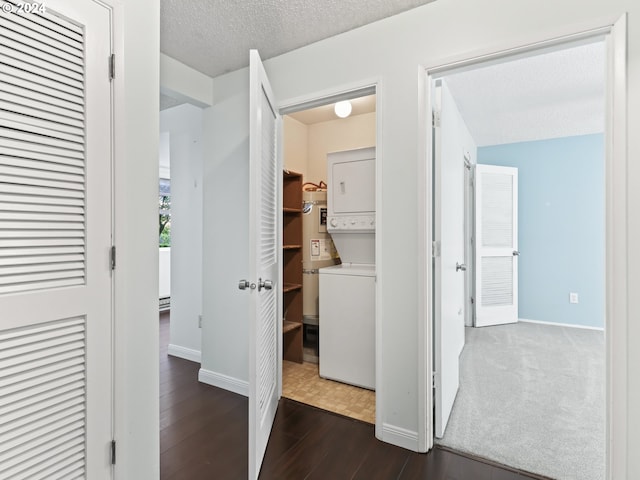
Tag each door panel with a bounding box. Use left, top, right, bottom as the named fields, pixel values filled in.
left=248, top=49, right=281, bottom=480
left=475, top=164, right=519, bottom=327
left=433, top=82, right=465, bottom=438
left=0, top=1, right=113, bottom=477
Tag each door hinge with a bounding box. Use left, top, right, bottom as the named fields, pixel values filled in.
left=109, top=53, right=115, bottom=80
left=110, top=245, right=116, bottom=270
left=432, top=371, right=437, bottom=388
left=432, top=241, right=440, bottom=258
left=432, top=109, right=441, bottom=128
left=111, top=440, right=116, bottom=465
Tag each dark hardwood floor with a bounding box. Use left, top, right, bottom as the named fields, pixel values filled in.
left=160, top=312, right=549, bottom=479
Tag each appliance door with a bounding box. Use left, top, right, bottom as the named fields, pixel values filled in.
left=319, top=268, right=375, bottom=390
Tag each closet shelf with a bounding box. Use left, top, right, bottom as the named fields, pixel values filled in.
left=283, top=283, right=302, bottom=293
left=283, top=320, right=302, bottom=334
left=283, top=244, right=302, bottom=250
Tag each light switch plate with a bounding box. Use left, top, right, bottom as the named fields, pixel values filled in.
left=569, top=293, right=579, bottom=304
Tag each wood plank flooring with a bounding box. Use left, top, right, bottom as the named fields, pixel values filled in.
left=160, top=312, right=548, bottom=479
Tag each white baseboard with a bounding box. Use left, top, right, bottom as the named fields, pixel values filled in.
left=519, top=318, right=604, bottom=331
left=381, top=423, right=419, bottom=451
left=198, top=368, right=248, bottom=397
left=167, top=344, right=201, bottom=363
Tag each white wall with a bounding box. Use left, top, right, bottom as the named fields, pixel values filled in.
left=159, top=247, right=171, bottom=298
left=283, top=116, right=308, bottom=176
left=160, top=104, right=204, bottom=362
left=307, top=112, right=376, bottom=182
left=114, top=0, right=160, bottom=477
left=200, top=0, right=639, bottom=475
left=200, top=70, right=251, bottom=394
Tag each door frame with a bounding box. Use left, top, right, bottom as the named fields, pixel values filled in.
left=278, top=77, right=383, bottom=437
left=416, top=16, right=628, bottom=479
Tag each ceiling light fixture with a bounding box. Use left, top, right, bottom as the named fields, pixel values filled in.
left=334, top=100, right=352, bottom=118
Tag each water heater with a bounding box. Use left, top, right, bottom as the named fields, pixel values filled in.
left=302, top=190, right=339, bottom=326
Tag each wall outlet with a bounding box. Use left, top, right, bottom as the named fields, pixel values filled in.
left=198, top=314, right=203, bottom=328
left=569, top=293, right=579, bottom=304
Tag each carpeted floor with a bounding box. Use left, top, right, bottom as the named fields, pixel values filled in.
left=282, top=360, right=375, bottom=423
left=437, top=322, right=605, bottom=480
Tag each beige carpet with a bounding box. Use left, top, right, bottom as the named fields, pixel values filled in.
left=437, top=322, right=605, bottom=480
left=282, top=360, right=375, bottom=423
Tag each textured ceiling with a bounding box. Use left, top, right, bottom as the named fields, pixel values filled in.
left=444, top=41, right=605, bottom=146
left=160, top=4, right=604, bottom=146
left=160, top=0, right=436, bottom=78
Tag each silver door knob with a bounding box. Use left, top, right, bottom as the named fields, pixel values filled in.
left=456, top=262, right=467, bottom=272
left=238, top=280, right=256, bottom=290
left=258, top=278, right=273, bottom=291
left=513, top=250, right=520, bottom=256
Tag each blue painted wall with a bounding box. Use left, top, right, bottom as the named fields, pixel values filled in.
left=478, top=134, right=604, bottom=328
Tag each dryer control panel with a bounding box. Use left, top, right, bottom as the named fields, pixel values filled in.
left=327, top=215, right=375, bottom=232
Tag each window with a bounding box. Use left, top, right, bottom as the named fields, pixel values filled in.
left=159, top=178, right=171, bottom=247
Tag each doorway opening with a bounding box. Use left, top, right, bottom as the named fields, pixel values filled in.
left=279, top=91, right=378, bottom=424
left=429, top=38, right=607, bottom=479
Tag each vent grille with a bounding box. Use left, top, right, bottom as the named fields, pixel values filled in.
left=480, top=172, right=513, bottom=247
left=0, top=2, right=86, bottom=296
left=0, top=317, right=86, bottom=479
left=481, top=256, right=514, bottom=307
left=258, top=89, right=277, bottom=417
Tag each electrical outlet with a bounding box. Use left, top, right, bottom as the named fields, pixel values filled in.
left=569, top=293, right=579, bottom=304
left=198, top=315, right=202, bottom=328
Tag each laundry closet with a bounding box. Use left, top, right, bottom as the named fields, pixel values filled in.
left=281, top=95, right=377, bottom=420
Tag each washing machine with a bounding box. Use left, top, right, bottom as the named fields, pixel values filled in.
left=319, top=147, right=376, bottom=390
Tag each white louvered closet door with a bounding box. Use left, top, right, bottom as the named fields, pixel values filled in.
left=474, top=164, right=518, bottom=327
left=248, top=50, right=281, bottom=480
left=0, top=1, right=113, bottom=478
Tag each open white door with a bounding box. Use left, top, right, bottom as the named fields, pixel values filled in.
left=433, top=82, right=466, bottom=438
left=248, top=50, right=281, bottom=480
left=0, top=1, right=113, bottom=477
left=474, top=164, right=519, bottom=327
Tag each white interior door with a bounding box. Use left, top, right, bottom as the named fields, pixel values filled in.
left=248, top=50, right=281, bottom=480
left=0, top=1, right=113, bottom=477
left=474, top=164, right=519, bottom=327
left=433, top=82, right=466, bottom=438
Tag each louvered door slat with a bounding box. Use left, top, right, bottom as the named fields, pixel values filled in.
left=0, top=34, right=83, bottom=73
left=0, top=21, right=83, bottom=63
left=0, top=71, right=83, bottom=107
left=0, top=80, right=84, bottom=114
left=0, top=43, right=83, bottom=88
left=0, top=164, right=83, bottom=184
left=0, top=156, right=84, bottom=175
left=3, top=1, right=84, bottom=41
left=1, top=182, right=84, bottom=199
left=0, top=379, right=85, bottom=418
left=27, top=450, right=85, bottom=480
left=0, top=245, right=84, bottom=258
left=0, top=253, right=83, bottom=267
left=0, top=427, right=85, bottom=475
left=0, top=64, right=83, bottom=100
left=0, top=317, right=86, bottom=478
left=0, top=92, right=84, bottom=121
left=0, top=238, right=84, bottom=247
left=0, top=201, right=84, bottom=214
left=0, top=231, right=84, bottom=240
left=1, top=345, right=85, bottom=375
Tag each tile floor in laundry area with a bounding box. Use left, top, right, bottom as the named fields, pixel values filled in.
left=282, top=360, right=375, bottom=424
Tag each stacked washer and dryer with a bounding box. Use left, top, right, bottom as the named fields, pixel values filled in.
left=319, top=147, right=376, bottom=390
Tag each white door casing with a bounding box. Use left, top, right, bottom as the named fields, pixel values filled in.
left=474, top=164, right=518, bottom=327
left=248, top=49, right=281, bottom=480
left=433, top=82, right=466, bottom=438
left=0, top=0, right=113, bottom=477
